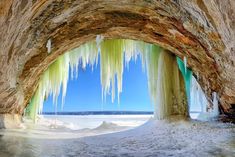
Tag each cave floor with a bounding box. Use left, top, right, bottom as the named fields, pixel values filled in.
left=0, top=118, right=234, bottom=157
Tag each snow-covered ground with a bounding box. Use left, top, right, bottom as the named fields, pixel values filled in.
left=0, top=115, right=234, bottom=157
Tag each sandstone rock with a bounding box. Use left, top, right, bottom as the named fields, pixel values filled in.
left=0, top=114, right=22, bottom=129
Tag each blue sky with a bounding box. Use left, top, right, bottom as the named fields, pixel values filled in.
left=43, top=56, right=153, bottom=112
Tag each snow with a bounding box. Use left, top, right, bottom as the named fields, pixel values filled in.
left=0, top=116, right=234, bottom=157
left=73, top=118, right=235, bottom=157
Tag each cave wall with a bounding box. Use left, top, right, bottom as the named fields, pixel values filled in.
left=0, top=0, right=234, bottom=119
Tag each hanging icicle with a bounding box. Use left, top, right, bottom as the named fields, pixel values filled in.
left=211, top=92, right=219, bottom=116
left=46, top=39, right=52, bottom=54
left=183, top=56, right=187, bottom=74
left=96, top=35, right=104, bottom=53
left=189, top=76, right=208, bottom=115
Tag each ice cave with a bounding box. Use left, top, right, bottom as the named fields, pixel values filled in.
left=0, top=0, right=234, bottom=156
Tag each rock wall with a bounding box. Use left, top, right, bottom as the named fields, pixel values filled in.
left=0, top=114, right=22, bottom=128
left=0, top=0, right=234, bottom=124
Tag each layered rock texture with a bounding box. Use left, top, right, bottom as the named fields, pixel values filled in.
left=0, top=0, right=235, bottom=126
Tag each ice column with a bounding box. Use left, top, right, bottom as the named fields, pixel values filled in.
left=211, top=92, right=219, bottom=117
left=150, top=51, right=188, bottom=119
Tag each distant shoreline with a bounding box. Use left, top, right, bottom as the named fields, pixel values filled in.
left=42, top=111, right=154, bottom=115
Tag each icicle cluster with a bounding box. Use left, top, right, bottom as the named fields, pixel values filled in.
left=25, top=54, right=70, bottom=120
left=25, top=39, right=149, bottom=120
left=26, top=38, right=189, bottom=121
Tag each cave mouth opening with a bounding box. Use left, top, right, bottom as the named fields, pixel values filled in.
left=38, top=47, right=154, bottom=132
left=24, top=38, right=219, bottom=128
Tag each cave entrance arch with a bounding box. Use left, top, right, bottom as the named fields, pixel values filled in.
left=1, top=0, right=234, bottom=127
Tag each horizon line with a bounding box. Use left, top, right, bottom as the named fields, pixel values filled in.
left=42, top=111, right=154, bottom=115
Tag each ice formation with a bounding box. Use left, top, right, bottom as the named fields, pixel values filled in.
left=212, top=92, right=219, bottom=116
left=25, top=39, right=150, bottom=120
left=46, top=39, right=52, bottom=53
left=176, top=59, right=219, bottom=120
left=177, top=57, right=209, bottom=118
left=183, top=56, right=187, bottom=74
left=197, top=91, right=219, bottom=120
left=25, top=54, right=70, bottom=120
left=190, top=76, right=208, bottom=113
left=195, top=91, right=219, bottom=121
left=177, top=57, right=192, bottom=105
left=26, top=38, right=216, bottom=121
left=153, top=51, right=187, bottom=119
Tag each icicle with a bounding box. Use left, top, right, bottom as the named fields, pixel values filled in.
left=96, top=35, right=104, bottom=53
left=177, top=57, right=192, bottom=106
left=190, top=76, right=208, bottom=115
left=212, top=92, right=219, bottom=116
left=46, top=39, right=52, bottom=53
left=145, top=45, right=160, bottom=112
left=183, top=56, right=187, bottom=74
left=99, top=39, right=124, bottom=104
